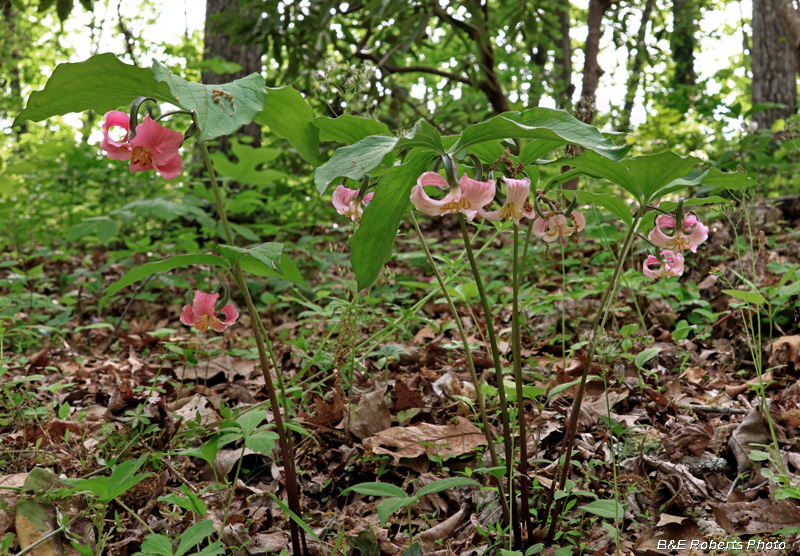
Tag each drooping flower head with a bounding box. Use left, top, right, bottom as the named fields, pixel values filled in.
left=332, top=185, right=374, bottom=221
left=648, top=214, right=708, bottom=254
left=410, top=171, right=495, bottom=220
left=180, top=290, right=239, bottom=332
left=101, top=110, right=184, bottom=180
left=479, top=177, right=535, bottom=225
left=643, top=250, right=685, bottom=279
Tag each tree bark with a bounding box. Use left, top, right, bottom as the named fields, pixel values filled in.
left=563, top=0, right=614, bottom=190
left=770, top=0, right=800, bottom=71
left=555, top=4, right=574, bottom=109
left=671, top=0, right=697, bottom=87
left=202, top=0, right=263, bottom=147
left=752, top=0, right=798, bottom=130
left=619, top=0, right=656, bottom=131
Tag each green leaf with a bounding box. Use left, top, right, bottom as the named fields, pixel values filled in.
left=152, top=60, right=267, bottom=143
left=245, top=430, right=279, bottom=456
left=105, top=455, right=152, bottom=503
left=344, top=482, right=407, bottom=498
left=314, top=135, right=398, bottom=194
left=350, top=153, right=436, bottom=289
left=209, top=140, right=286, bottom=186
left=236, top=408, right=267, bottom=437
left=450, top=109, right=627, bottom=161
left=176, top=520, right=216, bottom=556
left=101, top=254, right=228, bottom=305
left=218, top=243, right=283, bottom=273
left=315, top=115, right=391, bottom=144
left=141, top=533, right=173, bottom=556
left=240, top=253, right=305, bottom=286
left=395, top=120, right=444, bottom=153
left=722, top=289, right=766, bottom=306
left=159, top=489, right=207, bottom=518
left=555, top=190, right=632, bottom=225
left=268, top=494, right=323, bottom=544
left=377, top=496, right=415, bottom=525
left=14, top=53, right=173, bottom=127
left=634, top=347, right=661, bottom=370
left=579, top=499, right=626, bottom=519
left=256, top=86, right=320, bottom=164
left=414, top=477, right=479, bottom=498
left=194, top=542, right=225, bottom=556
left=778, top=281, right=800, bottom=298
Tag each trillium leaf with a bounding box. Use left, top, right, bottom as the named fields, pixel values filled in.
left=376, top=497, right=415, bottom=526
left=344, top=482, right=407, bottom=498
left=450, top=108, right=628, bottom=161
left=350, top=153, right=437, bottom=289
left=152, top=60, right=267, bottom=143
left=14, top=53, right=173, bottom=127
left=314, top=135, right=399, bottom=194
left=579, top=499, right=626, bottom=519
left=554, top=190, right=633, bottom=225
left=256, top=86, right=320, bottom=165
left=101, top=254, right=229, bottom=306
left=395, top=120, right=444, bottom=153
left=315, top=114, right=392, bottom=144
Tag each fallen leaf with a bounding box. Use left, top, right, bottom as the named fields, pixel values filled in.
left=364, top=419, right=486, bottom=463
left=663, top=422, right=713, bottom=461
left=713, top=499, right=800, bottom=535
left=350, top=389, right=392, bottom=440
left=0, top=473, right=27, bottom=536
left=174, top=394, right=220, bottom=425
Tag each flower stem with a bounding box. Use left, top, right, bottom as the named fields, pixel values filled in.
left=457, top=213, right=517, bottom=547
left=511, top=223, right=533, bottom=545
left=410, top=213, right=510, bottom=525
left=200, top=142, right=306, bottom=556
left=545, top=206, right=644, bottom=543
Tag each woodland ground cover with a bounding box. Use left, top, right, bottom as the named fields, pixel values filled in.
left=3, top=2, right=800, bottom=556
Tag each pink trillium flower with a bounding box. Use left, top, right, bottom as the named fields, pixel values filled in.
left=332, top=186, right=375, bottom=221
left=410, top=171, right=495, bottom=220
left=180, top=290, right=239, bottom=332
left=532, top=211, right=586, bottom=245
left=648, top=214, right=708, bottom=254
left=100, top=110, right=184, bottom=180
left=479, top=177, right=535, bottom=225
left=643, top=250, right=685, bottom=279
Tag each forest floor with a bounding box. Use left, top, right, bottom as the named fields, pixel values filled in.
left=1, top=198, right=800, bottom=556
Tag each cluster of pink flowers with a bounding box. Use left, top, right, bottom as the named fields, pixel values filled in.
left=101, top=111, right=184, bottom=180
left=642, top=214, right=709, bottom=279
left=180, top=290, right=239, bottom=332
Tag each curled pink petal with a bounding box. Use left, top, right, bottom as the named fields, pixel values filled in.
left=410, top=182, right=459, bottom=217
left=478, top=177, right=532, bottom=225
left=220, top=304, right=239, bottom=326
left=648, top=213, right=708, bottom=253
left=417, top=172, right=449, bottom=190
left=532, top=216, right=549, bottom=237
left=180, top=304, right=197, bottom=326
left=570, top=212, right=586, bottom=232
left=332, top=185, right=373, bottom=220
left=192, top=290, right=218, bottom=317
left=683, top=218, right=709, bottom=253
left=100, top=111, right=133, bottom=161
left=459, top=175, right=496, bottom=220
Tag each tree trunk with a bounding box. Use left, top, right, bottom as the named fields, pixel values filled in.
left=619, top=0, right=656, bottom=131
left=202, top=0, right=263, bottom=147
left=563, top=0, right=614, bottom=190
left=752, top=0, right=798, bottom=130
left=671, top=0, right=697, bottom=87
left=555, top=4, right=574, bottom=109
left=769, top=0, right=800, bottom=71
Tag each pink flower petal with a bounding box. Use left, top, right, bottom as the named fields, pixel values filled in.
left=332, top=186, right=357, bottom=215
left=192, top=290, right=219, bottom=317
left=180, top=304, right=197, bottom=326
left=154, top=154, right=183, bottom=180
left=417, top=172, right=449, bottom=189
left=130, top=117, right=184, bottom=178
left=410, top=184, right=458, bottom=217
left=220, top=304, right=239, bottom=326
left=570, top=212, right=586, bottom=232
left=100, top=111, right=133, bottom=161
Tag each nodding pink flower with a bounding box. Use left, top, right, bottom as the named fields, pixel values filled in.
left=332, top=186, right=374, bottom=221
left=643, top=250, right=685, bottom=279
left=100, top=111, right=184, bottom=180
left=648, top=214, right=708, bottom=253
left=479, top=177, right=535, bottom=225
left=410, top=171, right=495, bottom=220
left=180, top=290, right=239, bottom=332
left=532, top=211, right=586, bottom=246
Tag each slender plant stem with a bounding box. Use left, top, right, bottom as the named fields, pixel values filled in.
left=201, top=143, right=306, bottom=556
left=511, top=223, right=532, bottom=544
left=457, top=213, right=517, bottom=548
left=410, top=213, right=510, bottom=525
left=222, top=442, right=247, bottom=531
left=117, top=499, right=155, bottom=535
left=545, top=207, right=644, bottom=543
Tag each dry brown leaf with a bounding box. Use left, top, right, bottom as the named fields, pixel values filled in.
left=0, top=473, right=27, bottom=536
left=417, top=505, right=466, bottom=549
left=713, top=499, right=800, bottom=535
left=728, top=407, right=770, bottom=475
left=174, top=394, right=220, bottom=425
left=663, top=422, right=713, bottom=461
left=364, top=419, right=486, bottom=463
left=769, top=335, right=800, bottom=371
left=182, top=354, right=256, bottom=382
left=350, top=390, right=392, bottom=440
